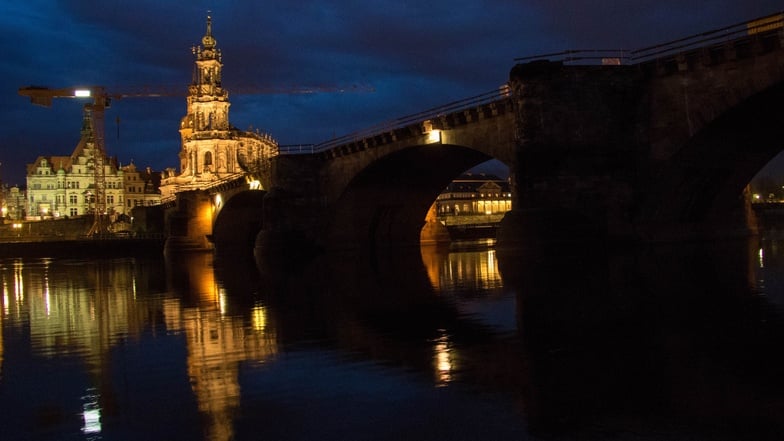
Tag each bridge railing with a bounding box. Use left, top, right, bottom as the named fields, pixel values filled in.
left=513, top=12, right=783, bottom=66
left=160, top=173, right=247, bottom=203
left=514, top=49, right=630, bottom=65
left=279, top=86, right=512, bottom=155
left=630, top=11, right=783, bottom=63
left=278, top=144, right=317, bottom=154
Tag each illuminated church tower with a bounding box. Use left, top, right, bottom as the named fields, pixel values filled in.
left=160, top=15, right=278, bottom=200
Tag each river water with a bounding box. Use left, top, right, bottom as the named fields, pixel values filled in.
left=1, top=236, right=783, bottom=440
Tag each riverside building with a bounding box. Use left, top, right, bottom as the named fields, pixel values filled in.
left=24, top=111, right=144, bottom=220
left=435, top=173, right=512, bottom=217
left=121, top=163, right=162, bottom=209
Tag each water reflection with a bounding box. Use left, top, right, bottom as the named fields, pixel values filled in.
left=81, top=387, right=101, bottom=436
left=0, top=259, right=140, bottom=361
left=0, top=237, right=783, bottom=440
left=432, top=329, right=455, bottom=386
left=0, top=255, right=280, bottom=441
left=166, top=253, right=279, bottom=441
left=421, top=240, right=503, bottom=291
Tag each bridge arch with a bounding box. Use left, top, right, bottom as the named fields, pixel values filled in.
left=212, top=189, right=267, bottom=251
left=322, top=143, right=498, bottom=250
left=639, top=82, right=784, bottom=226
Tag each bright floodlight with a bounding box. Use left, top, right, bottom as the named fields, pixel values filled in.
left=74, top=89, right=91, bottom=97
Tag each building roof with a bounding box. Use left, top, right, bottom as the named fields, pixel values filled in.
left=26, top=155, right=73, bottom=175
left=444, top=172, right=510, bottom=193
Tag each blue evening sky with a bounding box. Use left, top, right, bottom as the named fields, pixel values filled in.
left=0, top=1, right=781, bottom=185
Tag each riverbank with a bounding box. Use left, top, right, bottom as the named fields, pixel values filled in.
left=0, top=236, right=166, bottom=259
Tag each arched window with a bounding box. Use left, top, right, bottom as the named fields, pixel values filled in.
left=204, top=152, right=213, bottom=170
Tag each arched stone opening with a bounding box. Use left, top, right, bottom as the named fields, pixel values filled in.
left=322, top=143, right=499, bottom=251
left=212, top=190, right=267, bottom=253
left=639, top=82, right=784, bottom=234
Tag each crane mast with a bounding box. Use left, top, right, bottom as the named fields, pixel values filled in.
left=84, top=99, right=108, bottom=235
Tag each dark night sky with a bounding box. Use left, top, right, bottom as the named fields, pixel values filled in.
left=0, top=1, right=781, bottom=186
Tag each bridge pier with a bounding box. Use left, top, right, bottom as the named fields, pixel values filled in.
left=496, top=208, right=608, bottom=249
left=164, top=190, right=214, bottom=254
left=419, top=204, right=451, bottom=247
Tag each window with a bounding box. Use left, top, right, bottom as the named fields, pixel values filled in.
left=70, top=208, right=78, bottom=216
left=107, top=195, right=114, bottom=204
left=204, top=151, right=213, bottom=169
left=69, top=194, right=78, bottom=204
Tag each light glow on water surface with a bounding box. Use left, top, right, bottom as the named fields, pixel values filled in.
left=0, top=238, right=783, bottom=440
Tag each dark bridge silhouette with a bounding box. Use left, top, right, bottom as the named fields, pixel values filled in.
left=165, top=12, right=784, bottom=255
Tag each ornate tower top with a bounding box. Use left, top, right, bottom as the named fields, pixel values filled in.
left=193, top=14, right=221, bottom=63
left=184, top=14, right=230, bottom=133
left=190, top=14, right=224, bottom=91
left=202, top=15, right=216, bottom=51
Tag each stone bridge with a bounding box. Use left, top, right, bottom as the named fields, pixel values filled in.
left=165, top=13, right=784, bottom=255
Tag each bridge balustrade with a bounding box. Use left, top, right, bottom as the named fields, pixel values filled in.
left=513, top=12, right=783, bottom=69
left=630, top=12, right=783, bottom=63
left=277, top=86, right=512, bottom=156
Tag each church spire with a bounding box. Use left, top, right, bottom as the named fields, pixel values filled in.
left=202, top=14, right=216, bottom=50
left=191, top=13, right=224, bottom=89
left=185, top=14, right=230, bottom=132
left=193, top=13, right=221, bottom=63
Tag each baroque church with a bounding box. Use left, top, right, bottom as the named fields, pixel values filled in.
left=159, top=16, right=278, bottom=201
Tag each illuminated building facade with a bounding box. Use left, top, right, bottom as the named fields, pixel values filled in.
left=121, top=163, right=162, bottom=209
left=159, top=16, right=278, bottom=201
left=435, top=173, right=512, bottom=217
left=25, top=113, right=130, bottom=219
left=1, top=185, right=25, bottom=220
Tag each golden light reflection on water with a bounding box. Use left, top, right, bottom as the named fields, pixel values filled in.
left=177, top=297, right=278, bottom=441
left=0, top=256, right=278, bottom=441
left=433, top=330, right=455, bottom=386
left=167, top=253, right=279, bottom=441
left=420, top=242, right=504, bottom=291
left=420, top=242, right=508, bottom=387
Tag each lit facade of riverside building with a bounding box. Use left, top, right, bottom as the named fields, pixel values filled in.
left=159, top=16, right=278, bottom=201
left=435, top=173, right=512, bottom=217
left=25, top=112, right=131, bottom=219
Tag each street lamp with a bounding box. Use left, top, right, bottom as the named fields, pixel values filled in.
left=427, top=129, right=442, bottom=144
